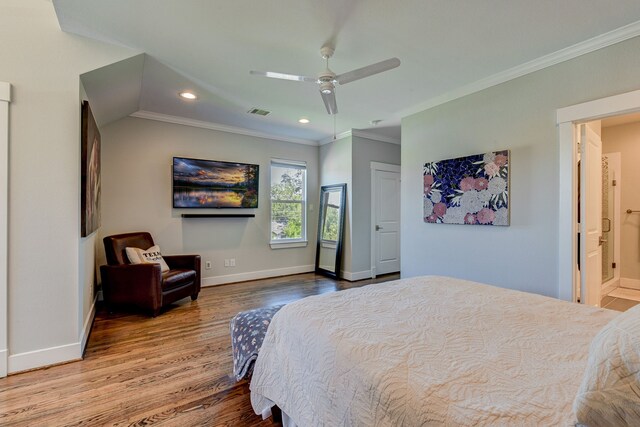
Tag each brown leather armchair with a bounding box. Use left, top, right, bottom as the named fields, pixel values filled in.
left=100, top=232, right=201, bottom=316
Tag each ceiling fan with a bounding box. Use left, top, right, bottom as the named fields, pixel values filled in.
left=250, top=46, right=400, bottom=115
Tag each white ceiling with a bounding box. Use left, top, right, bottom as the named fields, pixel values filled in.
left=54, top=0, right=640, bottom=144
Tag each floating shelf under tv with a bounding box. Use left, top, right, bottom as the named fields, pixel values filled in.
left=181, top=213, right=255, bottom=218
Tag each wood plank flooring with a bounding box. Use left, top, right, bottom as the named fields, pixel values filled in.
left=0, top=272, right=399, bottom=426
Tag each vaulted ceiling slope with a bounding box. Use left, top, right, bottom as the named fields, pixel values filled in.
left=57, top=0, right=640, bottom=144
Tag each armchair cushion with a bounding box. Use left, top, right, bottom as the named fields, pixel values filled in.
left=162, top=269, right=197, bottom=291
left=126, top=245, right=170, bottom=272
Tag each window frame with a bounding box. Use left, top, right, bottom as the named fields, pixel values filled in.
left=269, top=158, right=307, bottom=249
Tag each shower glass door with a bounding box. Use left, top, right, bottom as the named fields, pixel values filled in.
left=602, top=156, right=614, bottom=283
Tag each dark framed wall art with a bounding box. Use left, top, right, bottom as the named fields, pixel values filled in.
left=81, top=101, right=101, bottom=237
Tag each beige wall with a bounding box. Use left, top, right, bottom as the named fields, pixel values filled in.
left=402, top=35, right=640, bottom=298
left=100, top=117, right=319, bottom=283
left=602, top=121, right=640, bottom=282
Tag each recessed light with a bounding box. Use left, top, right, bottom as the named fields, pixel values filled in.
left=298, top=117, right=310, bottom=124
left=179, top=91, right=197, bottom=100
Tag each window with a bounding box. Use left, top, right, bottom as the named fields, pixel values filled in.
left=270, top=159, right=307, bottom=247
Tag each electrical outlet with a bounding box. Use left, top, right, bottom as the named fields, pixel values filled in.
left=205, top=261, right=212, bottom=270
left=224, top=259, right=230, bottom=267
left=230, top=258, right=236, bottom=267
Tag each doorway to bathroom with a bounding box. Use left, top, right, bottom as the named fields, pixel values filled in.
left=557, top=88, right=640, bottom=309
left=574, top=114, right=640, bottom=311
left=597, top=114, right=640, bottom=310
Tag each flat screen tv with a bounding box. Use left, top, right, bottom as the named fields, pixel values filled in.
left=172, top=157, right=259, bottom=208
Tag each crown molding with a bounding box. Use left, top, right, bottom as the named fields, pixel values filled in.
left=352, top=129, right=400, bottom=145
left=129, top=110, right=318, bottom=146
left=400, top=20, right=640, bottom=119
left=318, top=130, right=352, bottom=146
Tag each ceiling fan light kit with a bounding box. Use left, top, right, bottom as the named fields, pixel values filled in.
left=250, top=45, right=400, bottom=115
left=319, top=81, right=334, bottom=94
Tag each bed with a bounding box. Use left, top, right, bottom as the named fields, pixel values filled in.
left=250, top=276, right=640, bottom=426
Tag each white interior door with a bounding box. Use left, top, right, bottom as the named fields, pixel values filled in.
left=371, top=163, right=400, bottom=276
left=580, top=124, right=603, bottom=307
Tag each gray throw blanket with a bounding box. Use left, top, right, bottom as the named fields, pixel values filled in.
left=230, top=304, right=285, bottom=381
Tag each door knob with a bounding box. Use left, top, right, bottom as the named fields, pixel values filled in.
left=375, top=225, right=383, bottom=231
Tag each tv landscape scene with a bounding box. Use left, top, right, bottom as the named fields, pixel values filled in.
left=173, top=157, right=259, bottom=208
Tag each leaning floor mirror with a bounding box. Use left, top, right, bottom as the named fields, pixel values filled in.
left=315, top=183, right=347, bottom=279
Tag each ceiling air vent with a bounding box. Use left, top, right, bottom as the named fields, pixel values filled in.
left=247, top=108, right=270, bottom=116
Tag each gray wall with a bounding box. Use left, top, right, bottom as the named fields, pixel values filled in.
left=319, top=135, right=401, bottom=278
left=1, top=0, right=135, bottom=369
left=319, top=136, right=353, bottom=273
left=402, top=35, right=640, bottom=298
left=351, top=136, right=401, bottom=274
left=100, top=117, right=319, bottom=283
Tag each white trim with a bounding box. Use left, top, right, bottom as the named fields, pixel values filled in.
left=130, top=110, right=317, bottom=146
left=80, top=298, right=96, bottom=354
left=321, top=241, right=337, bottom=249
left=602, top=279, right=619, bottom=297
left=558, top=122, right=577, bottom=301
left=342, top=270, right=372, bottom=282
left=318, top=129, right=401, bottom=146
left=269, top=240, right=308, bottom=249
left=370, top=161, right=401, bottom=172
left=0, top=82, right=10, bottom=102
left=271, top=158, right=307, bottom=168
left=557, top=88, right=640, bottom=124
left=0, top=349, right=5, bottom=376
left=0, top=82, right=9, bottom=378
left=201, top=265, right=314, bottom=286
left=403, top=21, right=640, bottom=120
left=352, top=130, right=401, bottom=145
left=620, top=277, right=640, bottom=291
left=557, top=89, right=640, bottom=303
left=8, top=343, right=81, bottom=374
left=318, top=130, right=352, bottom=146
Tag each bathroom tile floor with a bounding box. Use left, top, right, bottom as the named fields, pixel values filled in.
left=601, top=295, right=639, bottom=311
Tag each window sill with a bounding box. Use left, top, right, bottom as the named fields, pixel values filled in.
left=321, top=241, right=337, bottom=249
left=270, top=240, right=308, bottom=249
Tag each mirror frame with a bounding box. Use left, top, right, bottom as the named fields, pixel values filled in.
left=315, top=183, right=347, bottom=279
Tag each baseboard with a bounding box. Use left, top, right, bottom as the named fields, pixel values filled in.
left=602, top=280, right=619, bottom=297
left=5, top=298, right=96, bottom=374
left=8, top=342, right=81, bottom=374
left=80, top=298, right=96, bottom=355
left=202, top=265, right=315, bottom=286
left=0, top=349, right=7, bottom=377
left=620, top=277, right=640, bottom=290
left=341, top=270, right=372, bottom=281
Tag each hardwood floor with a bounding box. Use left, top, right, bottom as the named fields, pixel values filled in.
left=0, top=272, right=399, bottom=426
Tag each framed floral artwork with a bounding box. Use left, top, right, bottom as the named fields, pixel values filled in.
left=423, top=150, right=509, bottom=226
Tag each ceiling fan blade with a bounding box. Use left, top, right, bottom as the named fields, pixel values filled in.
left=250, top=70, right=316, bottom=83
left=335, top=57, right=401, bottom=85
left=321, top=90, right=338, bottom=115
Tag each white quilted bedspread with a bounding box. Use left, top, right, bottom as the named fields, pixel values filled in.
left=250, top=276, right=618, bottom=426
